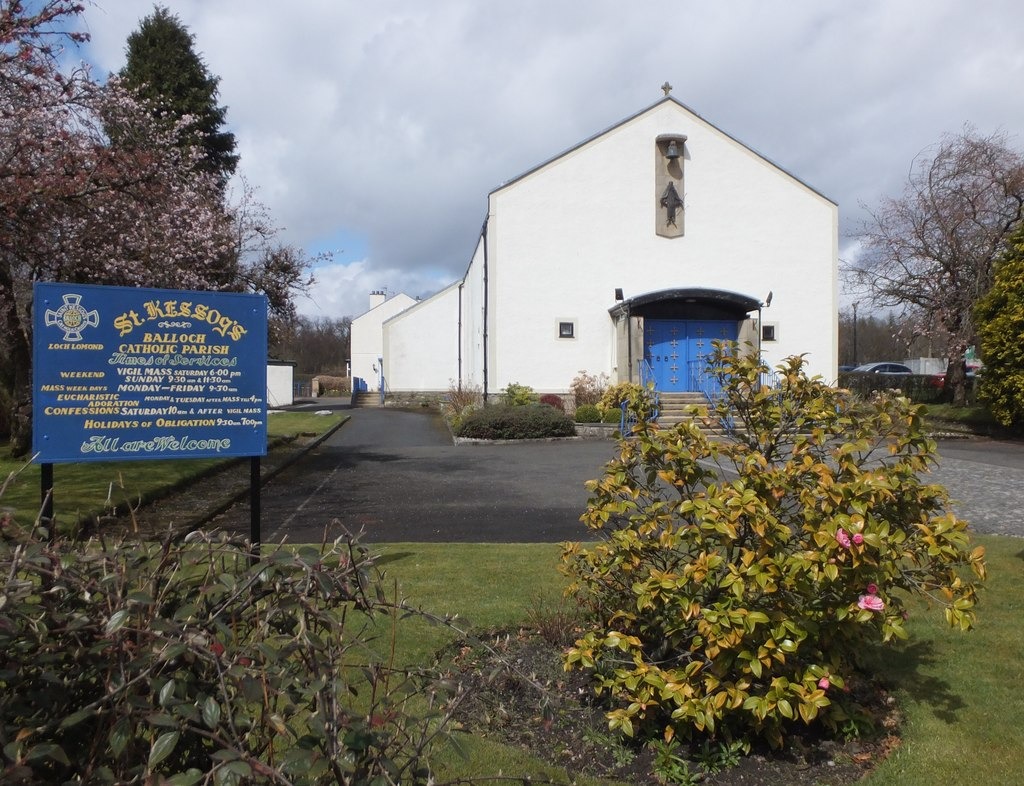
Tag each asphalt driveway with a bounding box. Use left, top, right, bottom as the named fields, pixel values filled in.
left=209, top=407, right=1024, bottom=543
left=212, top=407, right=618, bottom=543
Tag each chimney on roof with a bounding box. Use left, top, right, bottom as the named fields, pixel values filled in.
left=369, top=290, right=386, bottom=309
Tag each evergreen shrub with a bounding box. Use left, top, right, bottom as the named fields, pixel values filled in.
left=976, top=223, right=1024, bottom=427
left=502, top=382, right=536, bottom=407
left=456, top=404, right=575, bottom=440
left=574, top=404, right=601, bottom=423
left=838, top=371, right=943, bottom=404
left=562, top=343, right=986, bottom=749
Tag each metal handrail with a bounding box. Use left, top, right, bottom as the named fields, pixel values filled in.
left=620, top=359, right=660, bottom=433
left=638, top=357, right=655, bottom=389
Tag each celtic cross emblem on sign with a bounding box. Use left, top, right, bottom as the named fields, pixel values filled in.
left=45, top=293, right=100, bottom=341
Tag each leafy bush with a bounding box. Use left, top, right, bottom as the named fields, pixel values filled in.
left=574, top=404, right=601, bottom=423
left=976, top=222, right=1024, bottom=426
left=838, top=371, right=944, bottom=404
left=602, top=408, right=622, bottom=424
left=538, top=393, right=565, bottom=412
left=456, top=404, right=575, bottom=440
left=569, top=371, right=609, bottom=409
left=312, top=374, right=351, bottom=396
left=502, top=382, right=536, bottom=407
left=0, top=521, right=457, bottom=785
left=597, top=381, right=646, bottom=416
left=562, top=343, right=986, bottom=749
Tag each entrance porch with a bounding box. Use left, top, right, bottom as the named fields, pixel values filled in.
left=609, top=288, right=762, bottom=393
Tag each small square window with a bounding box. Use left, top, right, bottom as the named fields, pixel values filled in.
left=558, top=321, right=575, bottom=339
left=761, top=324, right=777, bottom=342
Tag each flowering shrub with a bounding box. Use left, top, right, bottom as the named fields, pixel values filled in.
left=562, top=344, right=986, bottom=748
left=0, top=523, right=458, bottom=784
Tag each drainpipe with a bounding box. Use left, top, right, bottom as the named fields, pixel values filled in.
left=757, top=306, right=762, bottom=360
left=457, top=282, right=463, bottom=388
left=481, top=217, right=489, bottom=404
left=626, top=303, right=633, bottom=383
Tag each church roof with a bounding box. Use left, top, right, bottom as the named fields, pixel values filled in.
left=491, top=95, right=836, bottom=206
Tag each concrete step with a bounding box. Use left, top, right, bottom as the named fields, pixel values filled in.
left=652, top=391, right=733, bottom=433
left=352, top=392, right=381, bottom=407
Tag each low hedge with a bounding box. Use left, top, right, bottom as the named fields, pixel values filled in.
left=456, top=403, right=576, bottom=440
left=838, top=372, right=945, bottom=404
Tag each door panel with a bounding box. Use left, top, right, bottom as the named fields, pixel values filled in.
left=643, top=320, right=738, bottom=391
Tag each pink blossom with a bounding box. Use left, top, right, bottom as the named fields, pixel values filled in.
left=835, top=529, right=852, bottom=549
left=852, top=533, right=864, bottom=545
left=858, top=594, right=885, bottom=612
left=866, top=583, right=879, bottom=595
left=818, top=677, right=830, bottom=690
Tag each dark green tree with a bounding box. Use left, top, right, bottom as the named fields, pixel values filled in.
left=118, top=5, right=238, bottom=186
left=975, top=223, right=1024, bottom=427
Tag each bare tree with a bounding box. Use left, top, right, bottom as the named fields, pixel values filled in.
left=272, top=315, right=351, bottom=375
left=837, top=309, right=942, bottom=368
left=850, top=128, right=1024, bottom=404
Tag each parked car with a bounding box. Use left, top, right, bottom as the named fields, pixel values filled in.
left=850, top=362, right=913, bottom=375
left=930, top=362, right=982, bottom=388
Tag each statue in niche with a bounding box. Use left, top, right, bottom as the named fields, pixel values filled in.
left=660, top=182, right=684, bottom=226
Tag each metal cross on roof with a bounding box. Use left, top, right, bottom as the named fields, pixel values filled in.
left=661, top=81, right=673, bottom=96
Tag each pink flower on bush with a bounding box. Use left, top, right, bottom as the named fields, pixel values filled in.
left=835, top=529, right=852, bottom=549
left=818, top=677, right=830, bottom=690
left=852, top=533, right=864, bottom=545
left=858, top=594, right=885, bottom=612
left=866, top=583, right=878, bottom=595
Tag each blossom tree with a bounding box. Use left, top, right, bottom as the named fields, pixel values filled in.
left=0, top=2, right=311, bottom=455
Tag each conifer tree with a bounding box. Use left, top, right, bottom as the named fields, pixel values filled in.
left=118, top=5, right=238, bottom=187
left=975, top=223, right=1024, bottom=427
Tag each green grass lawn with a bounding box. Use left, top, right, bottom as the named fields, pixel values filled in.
left=0, top=411, right=346, bottom=527
left=861, top=533, right=1024, bottom=786
left=372, top=535, right=1024, bottom=785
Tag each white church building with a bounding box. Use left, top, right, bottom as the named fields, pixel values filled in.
left=350, top=93, right=838, bottom=400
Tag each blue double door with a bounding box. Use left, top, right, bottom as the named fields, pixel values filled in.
left=643, top=319, right=737, bottom=391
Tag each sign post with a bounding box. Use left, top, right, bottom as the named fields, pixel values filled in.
left=32, top=283, right=268, bottom=545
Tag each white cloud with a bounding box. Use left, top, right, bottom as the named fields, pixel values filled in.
left=77, top=0, right=1024, bottom=318
left=294, top=259, right=455, bottom=321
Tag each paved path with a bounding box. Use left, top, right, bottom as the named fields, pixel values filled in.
left=929, top=438, right=1024, bottom=538
left=209, top=407, right=1024, bottom=542
left=211, top=407, right=618, bottom=543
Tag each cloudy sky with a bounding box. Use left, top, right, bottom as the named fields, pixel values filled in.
left=74, top=0, right=1024, bottom=319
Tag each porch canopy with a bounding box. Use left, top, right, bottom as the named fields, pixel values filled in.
left=608, top=287, right=761, bottom=320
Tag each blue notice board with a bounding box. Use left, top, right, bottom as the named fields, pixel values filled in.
left=33, top=283, right=268, bottom=464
